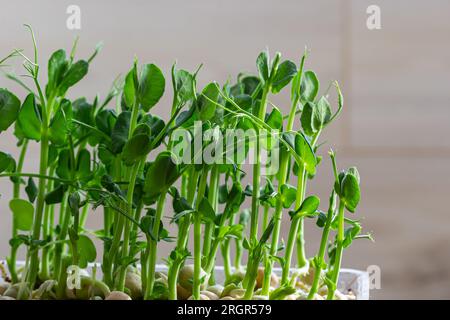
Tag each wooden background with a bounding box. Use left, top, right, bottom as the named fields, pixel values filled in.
left=1, top=0, right=450, bottom=299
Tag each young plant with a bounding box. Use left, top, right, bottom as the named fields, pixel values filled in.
left=0, top=29, right=370, bottom=301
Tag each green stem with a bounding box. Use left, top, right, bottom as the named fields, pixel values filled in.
left=242, top=84, right=270, bottom=298
left=234, top=237, right=243, bottom=271
left=327, top=201, right=345, bottom=300
left=25, top=131, right=49, bottom=288
left=55, top=190, right=72, bottom=298
left=202, top=166, right=219, bottom=266
left=192, top=170, right=208, bottom=300
left=70, top=208, right=80, bottom=266
left=144, top=190, right=167, bottom=299
left=308, top=191, right=336, bottom=299
left=262, top=204, right=270, bottom=233
left=8, top=139, right=29, bottom=283
left=295, top=132, right=321, bottom=268
left=79, top=200, right=90, bottom=230
left=103, top=157, right=123, bottom=286
left=167, top=168, right=198, bottom=300
left=221, top=239, right=232, bottom=280
left=40, top=165, right=55, bottom=281
left=248, top=85, right=270, bottom=242
left=260, top=150, right=291, bottom=295
left=280, top=168, right=306, bottom=285
left=116, top=162, right=141, bottom=290
left=130, top=200, right=144, bottom=250
left=243, top=258, right=258, bottom=300
left=115, top=99, right=141, bottom=290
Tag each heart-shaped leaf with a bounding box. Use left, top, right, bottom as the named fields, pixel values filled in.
left=138, top=64, right=165, bottom=111
left=341, top=173, right=361, bottom=213
left=9, top=198, right=34, bottom=231
left=77, top=235, right=96, bottom=268
left=0, top=89, right=20, bottom=132
left=197, top=82, right=220, bottom=121
left=300, top=70, right=319, bottom=102
left=271, top=60, right=297, bottom=94
left=17, top=94, right=41, bottom=141
left=0, top=152, right=15, bottom=174
left=256, top=50, right=270, bottom=82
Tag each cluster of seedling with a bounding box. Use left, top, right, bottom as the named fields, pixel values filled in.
left=0, top=28, right=371, bottom=300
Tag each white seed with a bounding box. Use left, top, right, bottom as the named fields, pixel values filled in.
left=229, top=288, right=246, bottom=299
left=125, top=271, right=142, bottom=300
left=0, top=282, right=10, bottom=296
left=206, top=284, right=223, bottom=297
left=105, top=291, right=132, bottom=300
left=188, top=294, right=210, bottom=300
left=200, top=290, right=219, bottom=300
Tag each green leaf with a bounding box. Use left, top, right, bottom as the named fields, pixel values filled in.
left=280, top=184, right=297, bottom=208
left=266, top=106, right=283, bottom=130
left=138, top=64, right=165, bottom=111
left=269, top=285, right=296, bottom=300
left=49, top=99, right=73, bottom=145
left=144, top=115, right=165, bottom=139
left=46, top=49, right=68, bottom=97
left=111, top=111, right=131, bottom=154
left=9, top=198, right=34, bottom=231
left=76, top=149, right=91, bottom=180
left=17, top=94, right=41, bottom=140
left=347, top=167, right=360, bottom=185
left=123, top=67, right=137, bottom=109
left=223, top=183, right=244, bottom=219
left=95, top=109, right=117, bottom=136
left=295, top=132, right=316, bottom=175
left=283, top=132, right=316, bottom=175
left=0, top=152, right=15, bottom=173
left=56, top=149, right=72, bottom=179
left=271, top=60, right=297, bottom=94
left=144, top=151, right=181, bottom=199
left=25, top=178, right=37, bottom=203
left=301, top=70, right=319, bottom=102
left=77, top=235, right=96, bottom=268
left=218, top=184, right=228, bottom=204
left=133, top=123, right=151, bottom=137
left=0, top=89, right=20, bottom=132
left=313, top=96, right=332, bottom=129
left=298, top=195, right=320, bottom=216
left=238, top=209, right=250, bottom=226
left=45, top=184, right=68, bottom=204
left=217, top=224, right=243, bottom=240
left=241, top=76, right=261, bottom=96
left=173, top=68, right=194, bottom=104
left=341, top=173, right=361, bottom=213
left=72, top=98, right=94, bottom=137
left=57, top=60, right=89, bottom=95
left=259, top=218, right=275, bottom=245
left=256, top=50, right=270, bottom=82
left=198, top=197, right=216, bottom=222
left=343, top=224, right=362, bottom=248
left=68, top=192, right=80, bottom=216
left=316, top=211, right=327, bottom=228
left=300, top=101, right=316, bottom=136
left=122, top=133, right=152, bottom=166
left=197, top=82, right=220, bottom=121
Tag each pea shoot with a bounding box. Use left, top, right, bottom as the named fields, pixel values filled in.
left=0, top=27, right=371, bottom=301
